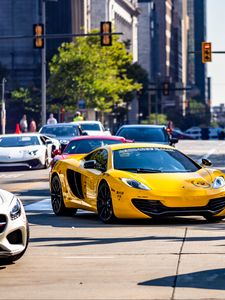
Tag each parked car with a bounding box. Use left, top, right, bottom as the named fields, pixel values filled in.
left=185, top=127, right=219, bottom=140
left=71, top=120, right=111, bottom=136
left=50, top=135, right=132, bottom=169
left=0, top=133, right=60, bottom=170
left=115, top=124, right=178, bottom=146
left=171, top=128, right=195, bottom=140
left=39, top=123, right=85, bottom=150
left=0, top=189, right=29, bottom=262
left=50, top=143, right=225, bottom=223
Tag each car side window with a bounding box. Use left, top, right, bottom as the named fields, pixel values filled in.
left=85, top=149, right=108, bottom=172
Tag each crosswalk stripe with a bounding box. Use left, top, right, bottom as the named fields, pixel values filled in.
left=25, top=198, right=52, bottom=211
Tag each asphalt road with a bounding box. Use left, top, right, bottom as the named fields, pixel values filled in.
left=1, top=140, right=225, bottom=299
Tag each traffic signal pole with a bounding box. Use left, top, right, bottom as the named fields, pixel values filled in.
left=41, top=0, right=46, bottom=126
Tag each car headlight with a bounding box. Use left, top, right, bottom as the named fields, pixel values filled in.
left=9, top=197, right=22, bottom=220
left=121, top=178, right=151, bottom=190
left=212, top=176, right=225, bottom=189
left=59, top=140, right=69, bottom=145
left=28, top=149, right=39, bottom=156
left=24, top=149, right=39, bottom=156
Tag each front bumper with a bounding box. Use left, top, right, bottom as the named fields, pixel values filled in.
left=0, top=158, right=43, bottom=169
left=132, top=197, right=225, bottom=217
left=0, top=210, right=28, bottom=258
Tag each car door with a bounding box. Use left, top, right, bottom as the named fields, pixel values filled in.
left=82, top=149, right=108, bottom=208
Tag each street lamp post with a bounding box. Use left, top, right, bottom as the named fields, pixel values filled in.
left=1, top=78, right=6, bottom=134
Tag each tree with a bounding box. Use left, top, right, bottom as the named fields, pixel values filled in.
left=48, top=31, right=142, bottom=121
left=7, top=88, right=42, bottom=131
left=140, top=113, right=168, bottom=125
left=183, top=99, right=210, bottom=129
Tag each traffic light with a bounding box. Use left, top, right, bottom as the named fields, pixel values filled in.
left=202, top=42, right=212, bottom=63
left=100, top=21, right=112, bottom=46
left=33, top=24, right=44, bottom=49
left=162, top=82, right=170, bottom=96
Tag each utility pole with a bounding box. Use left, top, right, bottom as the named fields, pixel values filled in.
left=1, top=78, right=6, bottom=134
left=41, top=0, right=46, bottom=126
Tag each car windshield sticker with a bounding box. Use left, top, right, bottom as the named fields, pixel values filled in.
left=118, top=147, right=175, bottom=156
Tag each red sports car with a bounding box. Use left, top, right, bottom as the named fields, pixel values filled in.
left=50, top=135, right=131, bottom=169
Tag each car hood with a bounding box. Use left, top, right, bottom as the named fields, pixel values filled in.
left=0, top=189, right=14, bottom=207
left=112, top=168, right=224, bottom=196
left=0, top=146, right=42, bottom=158
left=83, top=131, right=104, bottom=136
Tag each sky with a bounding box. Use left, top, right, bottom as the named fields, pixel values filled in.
left=207, top=0, right=225, bottom=106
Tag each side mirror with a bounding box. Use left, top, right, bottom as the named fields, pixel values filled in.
left=169, top=137, right=178, bottom=145
left=46, top=140, right=52, bottom=145
left=52, top=149, right=61, bottom=158
left=82, top=131, right=88, bottom=136
left=201, top=158, right=212, bottom=167
left=84, top=160, right=96, bottom=169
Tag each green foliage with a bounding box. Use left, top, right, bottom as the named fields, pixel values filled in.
left=141, top=113, right=168, bottom=125
left=10, top=87, right=41, bottom=126
left=48, top=31, right=142, bottom=114
left=183, top=99, right=210, bottom=129
left=189, top=99, right=206, bottom=114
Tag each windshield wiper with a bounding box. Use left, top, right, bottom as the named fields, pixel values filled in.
left=119, top=168, right=162, bottom=173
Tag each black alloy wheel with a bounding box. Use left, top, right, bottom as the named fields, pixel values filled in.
left=97, top=182, right=115, bottom=223
left=51, top=175, right=77, bottom=216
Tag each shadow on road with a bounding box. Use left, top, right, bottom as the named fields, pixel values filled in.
left=27, top=212, right=211, bottom=229
left=138, top=268, right=225, bottom=290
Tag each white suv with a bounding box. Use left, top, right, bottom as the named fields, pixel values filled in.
left=71, top=121, right=111, bottom=136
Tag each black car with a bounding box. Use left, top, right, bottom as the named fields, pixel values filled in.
left=39, top=123, right=85, bottom=150
left=115, top=124, right=178, bottom=146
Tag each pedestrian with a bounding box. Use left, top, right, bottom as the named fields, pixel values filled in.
left=73, top=111, right=84, bottom=122
left=19, top=114, right=28, bottom=133
left=29, top=118, right=37, bottom=132
left=47, top=113, right=57, bottom=125
left=166, top=120, right=174, bottom=135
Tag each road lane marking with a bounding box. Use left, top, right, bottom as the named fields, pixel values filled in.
left=197, top=148, right=217, bottom=164
left=64, top=256, right=115, bottom=259
left=0, top=174, right=24, bottom=178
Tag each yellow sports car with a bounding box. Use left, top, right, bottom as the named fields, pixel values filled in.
left=50, top=143, right=225, bottom=223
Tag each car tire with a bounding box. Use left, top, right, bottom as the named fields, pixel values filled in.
left=0, top=222, right=29, bottom=264
left=203, top=215, right=224, bottom=222
left=51, top=175, right=77, bottom=216
left=97, top=181, right=116, bottom=224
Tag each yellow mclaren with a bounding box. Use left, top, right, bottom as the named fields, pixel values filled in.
left=50, top=143, right=225, bottom=223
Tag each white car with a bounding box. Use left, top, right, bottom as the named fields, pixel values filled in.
left=0, top=133, right=60, bottom=169
left=71, top=121, right=111, bottom=136
left=0, top=189, right=29, bottom=262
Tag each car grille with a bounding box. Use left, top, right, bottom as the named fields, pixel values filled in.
left=0, top=215, right=7, bottom=233
left=132, top=197, right=225, bottom=217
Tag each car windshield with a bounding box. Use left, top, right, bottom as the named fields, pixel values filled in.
left=40, top=126, right=78, bottom=137
left=113, top=147, right=200, bottom=173
left=80, top=124, right=101, bottom=131
left=0, top=136, right=40, bottom=147
left=64, top=139, right=123, bottom=154
left=117, top=127, right=169, bottom=143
